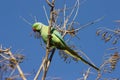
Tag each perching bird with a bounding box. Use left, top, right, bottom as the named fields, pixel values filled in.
left=32, top=22, right=100, bottom=71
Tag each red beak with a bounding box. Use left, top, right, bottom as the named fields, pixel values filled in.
left=32, top=28, right=36, bottom=32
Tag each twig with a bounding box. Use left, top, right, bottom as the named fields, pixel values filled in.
left=7, top=73, right=31, bottom=80
left=97, top=27, right=120, bottom=34
left=34, top=58, right=46, bottom=80
left=0, top=54, right=9, bottom=59
left=66, top=16, right=104, bottom=34
left=34, top=16, right=38, bottom=22
left=19, top=16, right=32, bottom=25
left=6, top=50, right=26, bottom=80
left=0, top=48, right=26, bottom=80
left=43, top=6, right=49, bottom=24
left=62, top=0, right=79, bottom=37
left=63, top=4, right=66, bottom=28
left=70, top=0, right=80, bottom=26
left=67, top=0, right=79, bottom=22
left=83, top=68, right=91, bottom=80
left=46, top=0, right=54, bottom=8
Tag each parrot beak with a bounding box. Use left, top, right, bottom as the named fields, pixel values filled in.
left=32, top=28, right=36, bottom=32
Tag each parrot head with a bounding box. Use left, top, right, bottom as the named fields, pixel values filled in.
left=32, top=22, right=43, bottom=32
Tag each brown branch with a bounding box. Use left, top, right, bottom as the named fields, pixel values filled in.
left=42, top=0, right=55, bottom=80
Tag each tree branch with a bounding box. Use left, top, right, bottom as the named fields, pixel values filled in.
left=42, top=0, right=55, bottom=80
left=0, top=48, right=26, bottom=80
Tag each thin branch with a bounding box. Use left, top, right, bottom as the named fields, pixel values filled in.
left=34, top=58, right=46, bottom=80
left=43, top=6, right=49, bottom=24
left=66, top=16, right=104, bottom=33
left=83, top=68, right=91, bottom=80
left=6, top=51, right=26, bottom=80
left=70, top=0, right=80, bottom=25
left=63, top=4, right=66, bottom=29
left=46, top=0, right=54, bottom=8
left=62, top=4, right=67, bottom=37
left=34, top=16, right=38, bottom=22
left=9, top=69, right=16, bottom=77
left=97, top=27, right=120, bottom=34
left=19, top=16, right=32, bottom=25
left=0, top=54, right=9, bottom=59
left=62, top=0, right=79, bottom=37
left=0, top=48, right=26, bottom=80
left=42, top=0, right=55, bottom=80
left=67, top=0, right=78, bottom=22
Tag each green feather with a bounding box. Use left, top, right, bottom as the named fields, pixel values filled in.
left=32, top=22, right=100, bottom=71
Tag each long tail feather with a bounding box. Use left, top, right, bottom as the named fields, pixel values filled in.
left=64, top=47, right=100, bottom=71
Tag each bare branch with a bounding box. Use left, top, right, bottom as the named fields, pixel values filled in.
left=0, top=47, right=26, bottom=80
left=67, top=16, right=104, bottom=34
left=83, top=68, right=91, bottom=80
left=42, top=0, right=55, bottom=80
left=34, top=58, right=45, bottom=80
left=43, top=6, right=49, bottom=23
left=46, top=0, right=54, bottom=8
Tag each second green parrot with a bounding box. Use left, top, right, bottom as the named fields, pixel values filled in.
left=32, top=22, right=100, bottom=71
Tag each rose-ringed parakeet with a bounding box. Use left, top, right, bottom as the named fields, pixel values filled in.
left=32, top=22, right=100, bottom=71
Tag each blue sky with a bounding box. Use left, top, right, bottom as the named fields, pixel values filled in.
left=0, top=0, right=120, bottom=80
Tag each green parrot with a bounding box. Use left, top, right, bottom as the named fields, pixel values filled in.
left=32, top=22, right=100, bottom=71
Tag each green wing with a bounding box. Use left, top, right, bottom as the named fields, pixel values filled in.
left=50, top=28, right=100, bottom=71
left=40, top=26, right=67, bottom=49
left=40, top=24, right=99, bottom=71
left=51, top=28, right=67, bottom=49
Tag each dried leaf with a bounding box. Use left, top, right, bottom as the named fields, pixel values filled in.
left=109, top=52, right=120, bottom=70
left=102, top=32, right=108, bottom=39
left=96, top=29, right=102, bottom=36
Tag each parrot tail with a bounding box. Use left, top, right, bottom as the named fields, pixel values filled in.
left=64, top=46, right=100, bottom=71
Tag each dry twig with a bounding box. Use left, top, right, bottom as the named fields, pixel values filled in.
left=0, top=47, right=26, bottom=80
